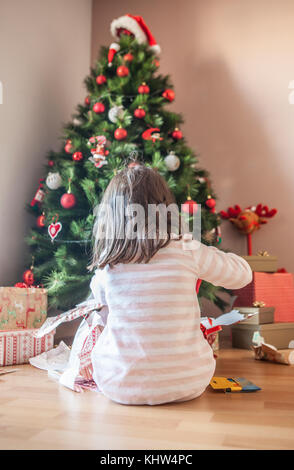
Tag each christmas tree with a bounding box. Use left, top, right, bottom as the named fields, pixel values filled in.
left=26, top=14, right=224, bottom=311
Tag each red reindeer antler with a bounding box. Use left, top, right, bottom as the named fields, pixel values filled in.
left=220, top=205, right=242, bottom=219
left=255, top=203, right=277, bottom=219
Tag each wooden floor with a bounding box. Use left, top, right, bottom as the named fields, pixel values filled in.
left=0, top=349, right=294, bottom=450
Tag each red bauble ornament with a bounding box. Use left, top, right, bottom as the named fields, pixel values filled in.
left=206, top=197, right=216, bottom=209
left=117, top=65, right=129, bottom=77
left=134, top=107, right=146, bottom=119
left=48, top=160, right=54, bottom=167
left=72, top=151, right=83, bottom=162
left=124, top=53, right=134, bottom=62
left=96, top=75, right=107, bottom=85
left=182, top=198, right=198, bottom=215
left=60, top=192, right=77, bottom=209
left=162, top=89, right=175, bottom=102
left=153, top=59, right=160, bottom=67
left=93, top=102, right=105, bottom=114
left=64, top=140, right=73, bottom=154
left=138, top=83, right=150, bottom=94
left=114, top=128, right=128, bottom=140
left=36, top=214, right=46, bottom=228
left=23, top=269, right=35, bottom=287
left=172, top=128, right=183, bottom=140
left=84, top=96, right=90, bottom=106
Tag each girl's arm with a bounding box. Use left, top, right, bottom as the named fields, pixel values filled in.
left=192, top=242, right=252, bottom=289
left=90, top=268, right=109, bottom=326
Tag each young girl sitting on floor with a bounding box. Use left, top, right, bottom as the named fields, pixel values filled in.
left=84, top=165, right=252, bottom=405
left=36, top=165, right=252, bottom=403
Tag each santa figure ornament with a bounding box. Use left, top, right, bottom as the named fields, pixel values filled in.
left=87, top=135, right=109, bottom=168
left=108, top=14, right=161, bottom=66
left=142, top=128, right=163, bottom=142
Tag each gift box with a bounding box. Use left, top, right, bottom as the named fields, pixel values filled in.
left=242, top=255, right=277, bottom=273
left=0, top=328, right=55, bottom=366
left=231, top=322, right=294, bottom=350
left=235, top=306, right=275, bottom=325
left=0, top=287, right=47, bottom=330
left=233, top=272, right=294, bottom=322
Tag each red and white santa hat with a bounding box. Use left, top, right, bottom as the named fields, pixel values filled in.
left=108, top=14, right=161, bottom=66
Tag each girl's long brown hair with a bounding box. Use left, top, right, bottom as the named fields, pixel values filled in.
left=89, top=165, right=177, bottom=270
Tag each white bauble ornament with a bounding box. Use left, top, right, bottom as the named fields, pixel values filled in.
left=46, top=172, right=62, bottom=190
left=164, top=151, right=180, bottom=171
left=108, top=105, right=124, bottom=123
left=73, top=117, right=83, bottom=126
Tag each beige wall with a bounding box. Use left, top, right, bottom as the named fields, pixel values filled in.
left=92, top=0, right=294, bottom=272
left=1, top=1, right=293, bottom=303
left=0, top=0, right=92, bottom=285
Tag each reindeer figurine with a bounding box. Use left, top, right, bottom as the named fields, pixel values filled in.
left=220, top=203, right=277, bottom=255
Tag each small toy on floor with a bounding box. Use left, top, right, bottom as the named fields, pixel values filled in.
left=210, top=377, right=261, bottom=392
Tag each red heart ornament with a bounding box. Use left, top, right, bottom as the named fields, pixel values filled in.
left=48, top=221, right=62, bottom=242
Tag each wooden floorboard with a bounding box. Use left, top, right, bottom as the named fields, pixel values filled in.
left=0, top=348, right=293, bottom=450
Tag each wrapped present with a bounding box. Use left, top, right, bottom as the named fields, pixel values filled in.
left=235, top=306, right=275, bottom=325
left=0, top=328, right=55, bottom=366
left=253, top=343, right=294, bottom=365
left=233, top=272, right=294, bottom=322
left=231, top=322, right=294, bottom=350
left=242, top=253, right=278, bottom=273
left=0, top=287, right=47, bottom=330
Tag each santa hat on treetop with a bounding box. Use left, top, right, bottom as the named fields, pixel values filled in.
left=108, top=14, right=161, bottom=66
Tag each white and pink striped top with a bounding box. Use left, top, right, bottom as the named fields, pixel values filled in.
left=90, top=238, right=252, bottom=405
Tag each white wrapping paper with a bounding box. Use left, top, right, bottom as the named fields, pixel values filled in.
left=30, top=298, right=106, bottom=392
